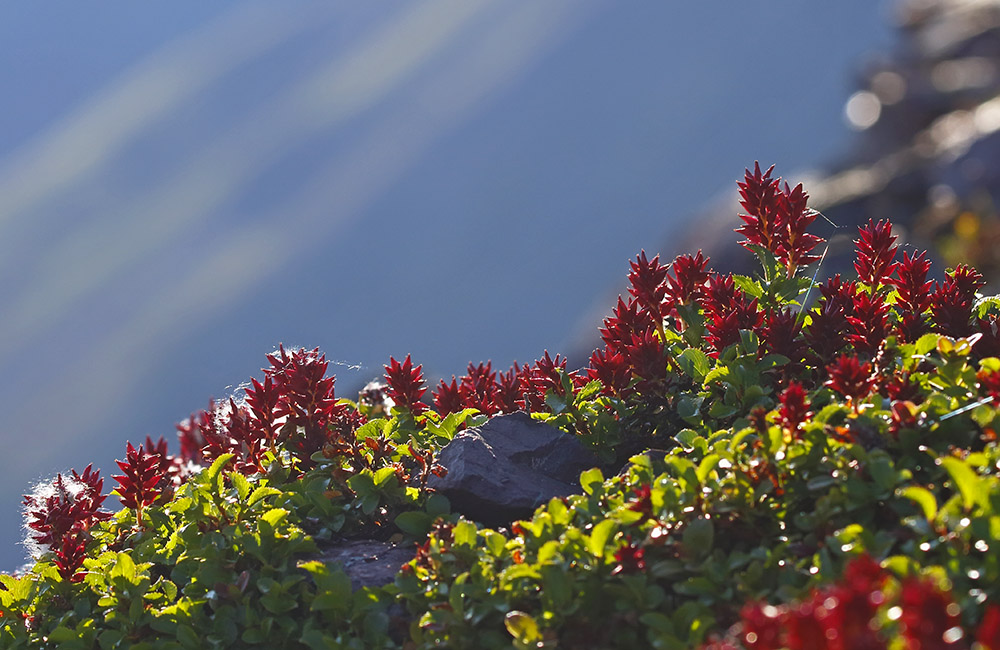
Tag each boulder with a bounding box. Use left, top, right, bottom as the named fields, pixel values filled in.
left=428, top=412, right=600, bottom=525
left=315, top=539, right=415, bottom=591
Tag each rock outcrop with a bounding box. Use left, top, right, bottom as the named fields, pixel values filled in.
left=428, top=412, right=600, bottom=525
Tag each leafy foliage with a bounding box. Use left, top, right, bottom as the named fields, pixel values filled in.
left=6, top=163, right=1000, bottom=648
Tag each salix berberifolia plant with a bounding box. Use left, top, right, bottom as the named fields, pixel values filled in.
left=5, top=164, right=1000, bottom=648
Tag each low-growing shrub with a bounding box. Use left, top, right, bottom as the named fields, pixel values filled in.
left=4, top=164, right=1000, bottom=649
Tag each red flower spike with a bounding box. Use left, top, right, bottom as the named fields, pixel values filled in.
left=978, top=369, right=1000, bottom=404
left=627, top=484, right=654, bottom=519
left=977, top=604, right=1000, bottom=650
left=846, top=290, right=891, bottom=359
left=432, top=376, right=462, bottom=416
left=112, top=441, right=165, bottom=527
left=628, top=250, right=670, bottom=323
left=704, top=291, right=763, bottom=356
left=760, top=308, right=807, bottom=367
left=495, top=365, right=523, bottom=414
left=622, top=328, right=669, bottom=386
left=881, top=373, right=922, bottom=402
left=783, top=593, right=832, bottom=650
left=665, top=250, right=711, bottom=306
left=700, top=273, right=739, bottom=319
left=889, top=400, right=920, bottom=438
left=736, top=162, right=785, bottom=254
left=459, top=361, right=499, bottom=416
left=777, top=382, right=812, bottom=436
left=898, top=577, right=963, bottom=650
left=510, top=362, right=544, bottom=412
left=889, top=250, right=933, bottom=342
left=245, top=375, right=281, bottom=450
left=735, top=163, right=825, bottom=275
left=930, top=265, right=985, bottom=338
left=532, top=351, right=574, bottom=397
left=611, top=536, right=646, bottom=575
left=776, top=181, right=824, bottom=273
left=176, top=410, right=208, bottom=465
left=384, top=354, right=428, bottom=416
left=22, top=470, right=110, bottom=556
left=600, top=296, right=647, bottom=351
left=854, top=219, right=899, bottom=288
left=263, top=346, right=344, bottom=465
left=739, top=601, right=784, bottom=650
left=266, top=345, right=341, bottom=425
left=976, top=314, right=1000, bottom=359
left=824, top=355, right=876, bottom=406
left=52, top=525, right=88, bottom=583
left=589, top=346, right=632, bottom=396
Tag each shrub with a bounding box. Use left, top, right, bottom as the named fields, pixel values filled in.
left=4, top=164, right=1000, bottom=649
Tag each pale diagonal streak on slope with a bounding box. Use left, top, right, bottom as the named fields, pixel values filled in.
left=0, top=0, right=495, bottom=361
left=12, top=0, right=595, bottom=466
left=0, top=2, right=318, bottom=232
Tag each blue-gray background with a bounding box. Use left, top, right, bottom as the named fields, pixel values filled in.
left=0, top=2, right=893, bottom=570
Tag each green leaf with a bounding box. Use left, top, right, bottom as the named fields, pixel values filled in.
left=588, top=519, right=616, bottom=557
left=677, top=348, right=711, bottom=382
left=394, top=511, right=432, bottom=537
left=940, top=457, right=988, bottom=511
left=681, top=517, right=714, bottom=559
left=373, top=466, right=397, bottom=488
left=247, top=486, right=281, bottom=507
left=674, top=428, right=699, bottom=451
left=899, top=486, right=938, bottom=521
left=425, top=493, right=451, bottom=517
left=703, top=365, right=730, bottom=386
left=347, top=470, right=376, bottom=496
left=261, top=508, right=289, bottom=527
left=914, top=332, right=941, bottom=356
left=206, top=453, right=235, bottom=486
left=504, top=611, right=542, bottom=644
left=580, top=467, right=604, bottom=494
left=453, top=520, right=478, bottom=547
left=228, top=471, right=250, bottom=502
left=47, top=626, right=77, bottom=642
left=746, top=243, right=781, bottom=284
left=732, top=274, right=763, bottom=298
left=354, top=419, right=385, bottom=441
left=696, top=454, right=721, bottom=483
left=110, top=552, right=138, bottom=583
left=484, top=531, right=506, bottom=557
left=677, top=395, right=703, bottom=421
left=574, top=379, right=603, bottom=403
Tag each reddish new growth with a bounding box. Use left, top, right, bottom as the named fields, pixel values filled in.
left=628, top=250, right=670, bottom=327
left=930, top=265, right=985, bottom=338
left=384, top=354, right=428, bottom=415
left=112, top=441, right=165, bottom=527
left=22, top=466, right=110, bottom=558
left=777, top=382, right=812, bottom=437
left=825, top=355, right=876, bottom=410
left=735, top=162, right=824, bottom=277
left=611, top=536, right=646, bottom=575
left=53, top=527, right=87, bottom=583
left=898, top=577, right=963, bottom=649
left=265, top=345, right=347, bottom=465
left=889, top=250, right=933, bottom=343
left=701, top=274, right=763, bottom=357
left=854, top=219, right=899, bottom=288
left=846, top=289, right=891, bottom=360
left=664, top=250, right=711, bottom=307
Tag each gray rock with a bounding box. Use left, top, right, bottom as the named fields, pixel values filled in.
left=428, top=412, right=600, bottom=525
left=315, top=539, right=415, bottom=591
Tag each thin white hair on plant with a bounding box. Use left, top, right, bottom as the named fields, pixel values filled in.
left=20, top=472, right=88, bottom=560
